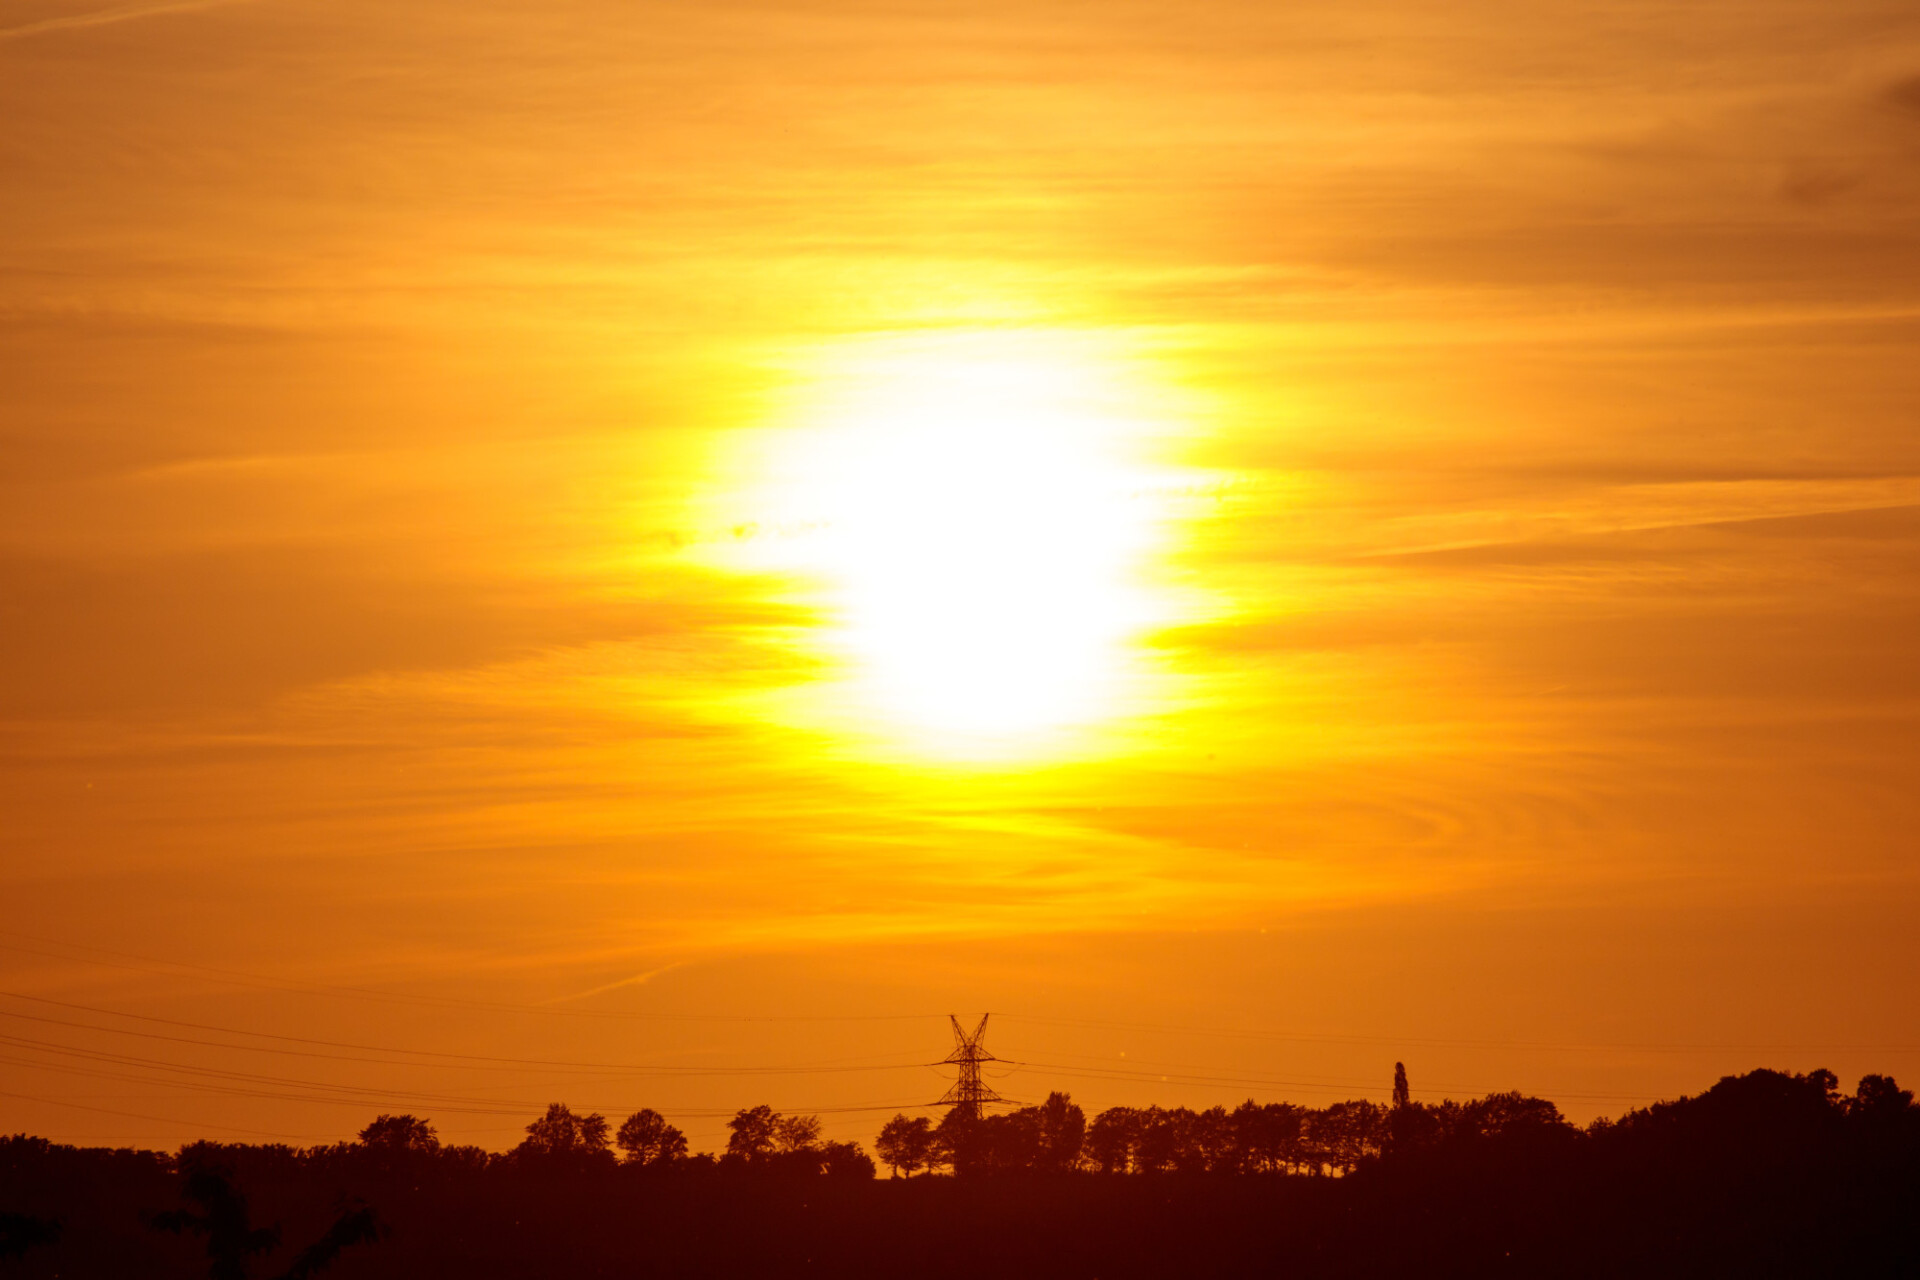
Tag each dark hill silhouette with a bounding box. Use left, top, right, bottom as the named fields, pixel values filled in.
left=1, top=1069, right=1916, bottom=1277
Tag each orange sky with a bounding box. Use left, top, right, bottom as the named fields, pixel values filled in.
left=4, top=0, right=1920, bottom=1153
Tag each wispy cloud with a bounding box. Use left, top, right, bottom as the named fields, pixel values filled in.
left=0, top=0, right=250, bottom=43
left=550, top=962, right=689, bottom=1004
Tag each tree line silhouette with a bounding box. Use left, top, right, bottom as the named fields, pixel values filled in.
left=3, top=1066, right=1916, bottom=1276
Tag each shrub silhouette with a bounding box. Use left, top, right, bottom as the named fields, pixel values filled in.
left=151, top=1160, right=382, bottom=1280
left=0, top=1210, right=59, bottom=1260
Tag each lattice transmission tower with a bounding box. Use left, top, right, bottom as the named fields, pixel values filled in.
left=935, top=1013, right=1004, bottom=1121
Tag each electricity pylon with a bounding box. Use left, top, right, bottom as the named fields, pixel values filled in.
left=936, top=1013, right=1003, bottom=1121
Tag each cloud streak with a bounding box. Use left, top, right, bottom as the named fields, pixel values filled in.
left=0, top=0, right=251, bottom=42
left=550, top=962, right=690, bottom=1004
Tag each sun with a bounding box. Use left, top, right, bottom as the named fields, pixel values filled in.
left=715, top=331, right=1179, bottom=755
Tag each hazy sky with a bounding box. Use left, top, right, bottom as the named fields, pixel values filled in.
left=4, top=0, right=1920, bottom=1152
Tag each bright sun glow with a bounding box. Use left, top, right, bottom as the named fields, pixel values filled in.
left=716, top=331, right=1180, bottom=754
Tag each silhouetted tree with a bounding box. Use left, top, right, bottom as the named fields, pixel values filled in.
left=1459, top=1091, right=1570, bottom=1141
left=1386, top=1063, right=1416, bottom=1154
left=152, top=1163, right=281, bottom=1280
left=351, top=1115, right=440, bottom=1174
left=515, top=1103, right=614, bottom=1169
left=724, top=1107, right=829, bottom=1173
left=1130, top=1107, right=1176, bottom=1173
left=357, top=1114, right=438, bottom=1154
left=773, top=1114, right=822, bottom=1153
left=1331, top=1100, right=1390, bottom=1172
left=1030, top=1092, right=1087, bottom=1173
left=1189, top=1106, right=1236, bottom=1173
left=932, top=1109, right=977, bottom=1174
left=933, top=1095, right=1085, bottom=1175
left=1850, top=1073, right=1915, bottom=1122
left=615, top=1109, right=688, bottom=1167
left=821, top=1140, right=877, bottom=1179
left=1611, top=1067, right=1842, bottom=1162
left=1085, top=1106, right=1138, bottom=1173
left=875, top=1114, right=936, bottom=1177
left=726, top=1105, right=778, bottom=1164
left=1232, top=1100, right=1303, bottom=1173
left=438, top=1144, right=492, bottom=1173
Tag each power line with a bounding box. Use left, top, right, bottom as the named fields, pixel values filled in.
left=0, top=931, right=937, bottom=1023
left=0, top=1087, right=313, bottom=1141
left=10, top=929, right=1909, bottom=1054
left=1000, top=1011, right=1920, bottom=1056
left=0, top=993, right=931, bottom=1076
left=0, top=1038, right=587, bottom=1118
left=0, top=1032, right=942, bottom=1120
left=0, top=1041, right=935, bottom=1127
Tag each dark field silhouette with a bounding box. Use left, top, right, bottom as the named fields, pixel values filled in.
left=3, top=1068, right=1916, bottom=1277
